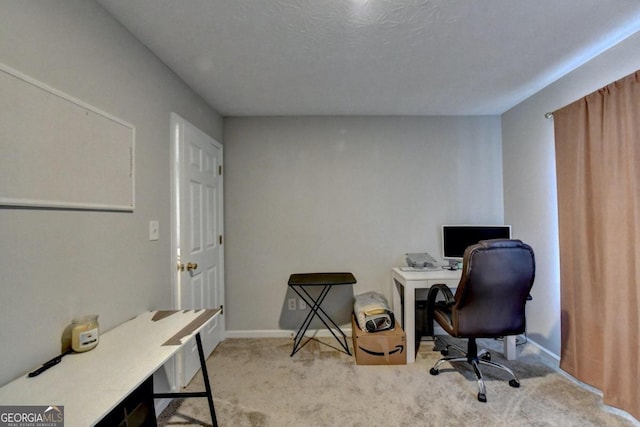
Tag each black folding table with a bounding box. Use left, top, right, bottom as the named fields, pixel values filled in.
left=287, top=272, right=356, bottom=356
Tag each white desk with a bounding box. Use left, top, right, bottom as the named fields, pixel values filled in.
left=0, top=309, right=220, bottom=426
left=391, top=267, right=516, bottom=363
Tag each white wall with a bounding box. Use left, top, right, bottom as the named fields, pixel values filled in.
left=0, top=0, right=222, bottom=386
left=223, top=116, right=503, bottom=333
left=502, top=31, right=640, bottom=357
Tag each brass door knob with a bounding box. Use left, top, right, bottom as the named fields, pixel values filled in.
left=186, top=262, right=198, bottom=271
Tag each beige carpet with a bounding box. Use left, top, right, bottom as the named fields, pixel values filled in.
left=158, top=336, right=636, bottom=426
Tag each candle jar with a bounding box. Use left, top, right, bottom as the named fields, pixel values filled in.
left=71, top=314, right=99, bottom=352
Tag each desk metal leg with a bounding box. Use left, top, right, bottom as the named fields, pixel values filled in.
left=195, top=333, right=218, bottom=427
left=289, top=285, right=351, bottom=356
left=154, top=333, right=218, bottom=427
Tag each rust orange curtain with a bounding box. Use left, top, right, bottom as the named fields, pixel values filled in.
left=554, top=70, right=640, bottom=421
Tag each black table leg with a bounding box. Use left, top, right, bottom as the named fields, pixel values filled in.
left=153, top=333, right=218, bottom=427
left=195, top=333, right=218, bottom=427
left=289, top=284, right=351, bottom=356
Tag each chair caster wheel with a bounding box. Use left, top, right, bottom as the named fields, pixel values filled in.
left=481, top=353, right=491, bottom=362
left=477, top=392, right=487, bottom=402
left=440, top=349, right=449, bottom=356
left=429, top=368, right=439, bottom=376
left=508, top=379, right=520, bottom=388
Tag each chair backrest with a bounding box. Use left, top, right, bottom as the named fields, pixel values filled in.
left=452, top=239, right=535, bottom=337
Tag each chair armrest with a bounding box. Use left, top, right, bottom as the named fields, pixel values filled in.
left=425, top=283, right=455, bottom=337
left=427, top=283, right=455, bottom=306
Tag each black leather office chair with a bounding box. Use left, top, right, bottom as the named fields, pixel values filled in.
left=426, top=239, right=535, bottom=402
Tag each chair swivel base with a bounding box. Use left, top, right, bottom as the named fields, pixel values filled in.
left=429, top=340, right=520, bottom=402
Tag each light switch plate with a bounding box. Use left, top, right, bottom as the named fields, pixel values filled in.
left=149, top=220, right=159, bottom=241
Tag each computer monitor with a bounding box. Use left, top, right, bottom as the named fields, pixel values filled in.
left=442, top=224, right=512, bottom=265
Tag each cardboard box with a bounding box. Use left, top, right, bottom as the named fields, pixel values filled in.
left=352, top=314, right=406, bottom=365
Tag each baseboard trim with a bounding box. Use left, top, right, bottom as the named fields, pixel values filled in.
left=226, top=328, right=354, bottom=339
left=526, top=336, right=560, bottom=364
left=226, top=328, right=506, bottom=341
left=225, top=329, right=560, bottom=358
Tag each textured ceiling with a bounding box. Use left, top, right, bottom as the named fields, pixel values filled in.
left=97, top=0, right=640, bottom=116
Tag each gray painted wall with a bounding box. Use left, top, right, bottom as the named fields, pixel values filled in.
left=0, top=0, right=222, bottom=386
left=223, top=116, right=504, bottom=333
left=502, top=31, right=640, bottom=357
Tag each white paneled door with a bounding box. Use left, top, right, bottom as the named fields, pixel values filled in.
left=171, top=113, right=224, bottom=386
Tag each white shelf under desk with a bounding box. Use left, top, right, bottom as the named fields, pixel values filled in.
left=0, top=309, right=220, bottom=426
